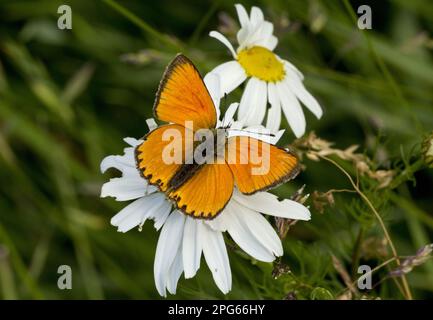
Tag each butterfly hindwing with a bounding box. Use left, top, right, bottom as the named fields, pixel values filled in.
left=225, top=136, right=300, bottom=194
left=154, top=54, right=217, bottom=130
left=168, top=162, right=234, bottom=219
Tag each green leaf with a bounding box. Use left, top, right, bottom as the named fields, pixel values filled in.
left=310, top=287, right=335, bottom=300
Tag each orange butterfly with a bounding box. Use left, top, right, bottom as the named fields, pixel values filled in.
left=135, top=54, right=299, bottom=219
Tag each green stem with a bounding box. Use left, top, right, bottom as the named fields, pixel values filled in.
left=389, top=158, right=425, bottom=189
left=351, top=226, right=365, bottom=278
left=189, top=1, right=221, bottom=46
left=102, top=0, right=183, bottom=51
left=320, top=155, right=413, bottom=299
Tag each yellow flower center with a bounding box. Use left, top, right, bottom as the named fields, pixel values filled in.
left=237, top=46, right=285, bottom=82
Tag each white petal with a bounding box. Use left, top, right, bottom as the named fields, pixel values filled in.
left=236, top=6, right=267, bottom=50
left=166, top=248, right=183, bottom=295
left=273, top=129, right=285, bottom=144
left=100, top=147, right=138, bottom=178
left=259, top=21, right=273, bottom=40
left=285, top=67, right=323, bottom=119
left=237, top=127, right=284, bottom=144
left=110, top=198, right=147, bottom=233
left=146, top=118, right=158, bottom=132
left=248, top=21, right=274, bottom=47
left=233, top=190, right=311, bottom=221
left=100, top=155, right=126, bottom=174
left=267, top=81, right=279, bottom=106
left=277, top=80, right=306, bottom=138
left=209, top=61, right=247, bottom=96
left=235, top=4, right=251, bottom=46
left=225, top=202, right=275, bottom=262
left=238, top=23, right=262, bottom=50
left=220, top=102, right=239, bottom=128
left=228, top=125, right=272, bottom=144
left=282, top=59, right=304, bottom=80
left=246, top=79, right=267, bottom=126
left=265, top=104, right=282, bottom=134
left=200, top=222, right=231, bottom=294
left=235, top=204, right=283, bottom=257
left=205, top=210, right=230, bottom=232
left=154, top=211, right=185, bottom=297
left=101, top=177, right=147, bottom=201
left=209, top=31, right=237, bottom=59
left=235, top=4, right=249, bottom=28
left=238, top=78, right=267, bottom=126
left=250, top=6, right=264, bottom=26
left=237, top=27, right=251, bottom=49
left=262, top=35, right=278, bottom=51
left=147, top=185, right=158, bottom=194
left=123, top=137, right=142, bottom=147
left=227, top=120, right=243, bottom=131
left=182, top=218, right=202, bottom=279
left=203, top=72, right=221, bottom=114
left=266, top=82, right=282, bottom=133
left=152, top=200, right=172, bottom=231
left=110, top=193, right=167, bottom=233
left=238, top=77, right=256, bottom=122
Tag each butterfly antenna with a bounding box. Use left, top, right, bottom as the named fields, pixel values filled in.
left=229, top=128, right=276, bottom=137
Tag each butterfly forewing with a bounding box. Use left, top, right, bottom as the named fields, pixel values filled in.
left=153, top=54, right=217, bottom=130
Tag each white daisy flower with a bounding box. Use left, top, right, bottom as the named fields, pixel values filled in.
left=100, top=119, right=311, bottom=297
left=208, top=3, right=323, bottom=137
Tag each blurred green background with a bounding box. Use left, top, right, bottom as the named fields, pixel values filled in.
left=0, top=0, right=432, bottom=299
